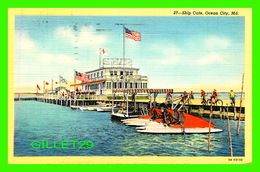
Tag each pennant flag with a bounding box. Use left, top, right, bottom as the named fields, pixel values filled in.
left=37, top=84, right=40, bottom=90
left=101, top=48, right=108, bottom=55
left=75, top=71, right=89, bottom=82
left=60, top=75, right=68, bottom=84
left=124, top=27, right=141, bottom=41
left=45, top=82, right=49, bottom=85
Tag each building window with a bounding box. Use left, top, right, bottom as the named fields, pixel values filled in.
left=101, top=71, right=103, bottom=77
left=90, top=84, right=98, bottom=90
left=113, top=82, right=117, bottom=89
left=106, top=82, right=111, bottom=89
left=130, top=83, right=133, bottom=88
left=97, top=72, right=99, bottom=77
left=134, top=83, right=137, bottom=88
left=130, top=71, right=133, bottom=75
left=110, top=71, right=118, bottom=76
left=118, top=82, right=122, bottom=88
left=120, top=71, right=123, bottom=76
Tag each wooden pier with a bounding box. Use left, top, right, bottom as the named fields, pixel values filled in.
left=15, top=97, right=245, bottom=120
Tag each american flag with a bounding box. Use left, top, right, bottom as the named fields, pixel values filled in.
left=124, top=27, right=141, bottom=41
left=75, top=71, right=89, bottom=82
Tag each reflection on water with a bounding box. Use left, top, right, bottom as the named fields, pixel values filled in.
left=120, top=132, right=225, bottom=156
left=14, top=101, right=244, bottom=156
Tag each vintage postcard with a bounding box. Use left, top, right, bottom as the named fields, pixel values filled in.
left=8, top=8, right=252, bottom=164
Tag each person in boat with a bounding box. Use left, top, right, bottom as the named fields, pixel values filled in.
left=189, top=91, right=194, bottom=99
left=211, top=89, right=218, bottom=102
left=229, top=90, right=236, bottom=106
left=167, top=109, right=185, bottom=126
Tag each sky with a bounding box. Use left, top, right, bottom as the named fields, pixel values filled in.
left=14, top=15, right=245, bottom=92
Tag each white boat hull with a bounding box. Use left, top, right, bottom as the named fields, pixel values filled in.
left=97, top=107, right=119, bottom=112
left=137, top=127, right=223, bottom=134
left=70, top=105, right=80, bottom=109
left=111, top=112, right=140, bottom=118
left=111, top=112, right=129, bottom=118
left=124, top=120, right=152, bottom=126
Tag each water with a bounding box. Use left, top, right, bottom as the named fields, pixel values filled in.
left=14, top=101, right=245, bottom=156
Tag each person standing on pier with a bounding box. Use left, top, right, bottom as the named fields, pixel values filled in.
left=201, top=89, right=206, bottom=103
left=165, top=92, right=172, bottom=101
left=189, top=91, right=194, bottom=99
left=181, top=91, right=188, bottom=102
left=229, top=90, right=236, bottom=106
left=211, top=89, right=218, bottom=102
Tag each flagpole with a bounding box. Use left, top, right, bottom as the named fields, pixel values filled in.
left=99, top=48, right=101, bottom=68
left=52, top=79, right=54, bottom=96
left=74, top=70, right=76, bottom=92
left=123, top=25, right=125, bottom=90
left=59, top=75, right=61, bottom=98
left=59, top=75, right=61, bottom=88
left=43, top=80, right=45, bottom=98
left=123, top=26, right=125, bottom=61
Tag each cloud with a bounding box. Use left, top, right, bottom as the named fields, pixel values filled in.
left=37, top=53, right=77, bottom=65
left=196, top=52, right=227, bottom=65
left=205, top=36, right=230, bottom=50
left=195, top=36, right=232, bottom=65
left=15, top=30, right=38, bottom=52
left=56, top=25, right=107, bottom=48
left=145, top=44, right=182, bottom=65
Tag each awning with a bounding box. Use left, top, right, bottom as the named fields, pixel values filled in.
left=70, top=80, right=105, bottom=86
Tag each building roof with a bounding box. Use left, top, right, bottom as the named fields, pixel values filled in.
left=70, top=80, right=105, bottom=86
left=84, top=67, right=140, bottom=74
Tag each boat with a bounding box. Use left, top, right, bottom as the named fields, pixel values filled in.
left=79, top=106, right=88, bottom=111
left=111, top=110, right=140, bottom=118
left=86, top=107, right=97, bottom=111
left=70, top=105, right=81, bottom=110
left=96, top=106, right=119, bottom=112
left=135, top=108, right=223, bottom=134
left=79, top=101, right=107, bottom=111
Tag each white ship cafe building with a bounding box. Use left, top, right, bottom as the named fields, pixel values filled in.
left=70, top=58, right=148, bottom=97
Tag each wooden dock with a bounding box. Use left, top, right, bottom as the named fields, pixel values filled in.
left=15, top=97, right=245, bottom=120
